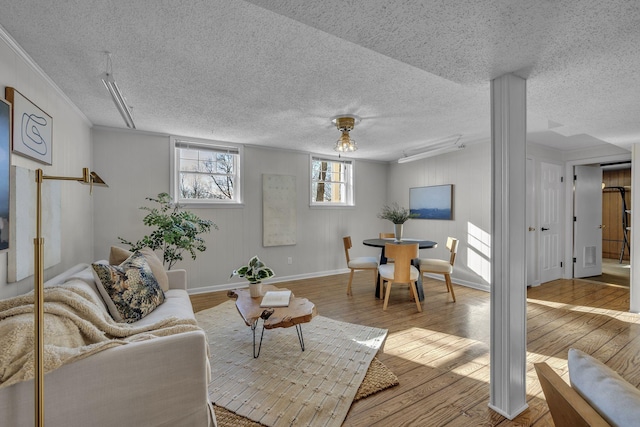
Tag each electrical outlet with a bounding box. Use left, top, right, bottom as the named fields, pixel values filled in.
left=287, top=257, right=292, bottom=265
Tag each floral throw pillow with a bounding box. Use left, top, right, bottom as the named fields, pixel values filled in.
left=91, top=251, right=165, bottom=323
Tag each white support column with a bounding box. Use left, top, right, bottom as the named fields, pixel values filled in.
left=489, top=73, right=528, bottom=419
left=630, top=144, right=640, bottom=313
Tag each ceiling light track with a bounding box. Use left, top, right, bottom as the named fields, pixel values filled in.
left=398, top=134, right=464, bottom=163
left=100, top=52, right=135, bottom=129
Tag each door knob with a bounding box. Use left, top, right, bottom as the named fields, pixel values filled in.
left=528, top=227, right=536, bottom=231
left=541, top=227, right=549, bottom=231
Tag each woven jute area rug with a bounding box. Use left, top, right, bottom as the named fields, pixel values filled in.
left=196, top=301, right=395, bottom=427
left=213, top=357, right=398, bottom=427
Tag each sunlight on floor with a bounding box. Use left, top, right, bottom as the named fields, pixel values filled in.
left=527, top=297, right=640, bottom=320
left=526, top=352, right=571, bottom=367
left=384, top=327, right=489, bottom=370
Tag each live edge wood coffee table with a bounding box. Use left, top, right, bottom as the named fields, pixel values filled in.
left=227, top=284, right=317, bottom=358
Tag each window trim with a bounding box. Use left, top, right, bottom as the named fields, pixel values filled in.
left=309, top=154, right=355, bottom=207
left=170, top=136, right=244, bottom=206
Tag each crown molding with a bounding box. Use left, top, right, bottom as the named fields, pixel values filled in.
left=0, top=23, right=92, bottom=127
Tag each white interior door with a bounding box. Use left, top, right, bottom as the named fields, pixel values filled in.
left=574, top=165, right=603, bottom=278
left=540, top=162, right=563, bottom=283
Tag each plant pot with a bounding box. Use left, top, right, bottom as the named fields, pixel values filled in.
left=249, top=282, right=263, bottom=298
left=394, top=223, right=403, bottom=242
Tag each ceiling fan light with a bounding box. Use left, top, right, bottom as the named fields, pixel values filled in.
left=331, top=115, right=360, bottom=152
left=334, top=132, right=357, bottom=152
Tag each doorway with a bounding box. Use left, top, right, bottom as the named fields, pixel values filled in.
left=529, top=154, right=631, bottom=287
left=587, top=162, right=631, bottom=286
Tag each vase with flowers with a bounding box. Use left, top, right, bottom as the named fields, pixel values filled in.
left=377, top=202, right=418, bottom=242
left=230, top=255, right=275, bottom=297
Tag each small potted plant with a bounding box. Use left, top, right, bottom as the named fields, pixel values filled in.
left=377, top=202, right=418, bottom=242
left=230, top=255, right=275, bottom=297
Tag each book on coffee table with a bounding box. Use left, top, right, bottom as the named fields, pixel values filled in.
left=260, top=290, right=292, bottom=307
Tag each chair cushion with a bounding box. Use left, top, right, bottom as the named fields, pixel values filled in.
left=379, top=264, right=419, bottom=281
left=348, top=256, right=378, bottom=269
left=419, top=258, right=453, bottom=274
left=568, top=348, right=640, bottom=426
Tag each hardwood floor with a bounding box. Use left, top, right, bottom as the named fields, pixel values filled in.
left=190, top=272, right=637, bottom=426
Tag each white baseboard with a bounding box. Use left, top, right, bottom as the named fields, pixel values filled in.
left=488, top=402, right=529, bottom=420
left=421, top=273, right=490, bottom=293
left=187, top=268, right=350, bottom=295
left=188, top=269, right=489, bottom=295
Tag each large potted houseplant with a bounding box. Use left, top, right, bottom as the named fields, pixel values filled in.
left=378, top=202, right=418, bottom=242
left=118, top=192, right=216, bottom=269
left=230, top=256, right=275, bottom=297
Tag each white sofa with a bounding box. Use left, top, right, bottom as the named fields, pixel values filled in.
left=0, top=263, right=216, bottom=427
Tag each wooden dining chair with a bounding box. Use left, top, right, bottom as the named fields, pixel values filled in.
left=343, top=236, right=379, bottom=296
left=378, top=243, right=422, bottom=312
left=379, top=233, right=395, bottom=262
left=419, top=237, right=458, bottom=302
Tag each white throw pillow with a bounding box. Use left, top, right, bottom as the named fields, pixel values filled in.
left=568, top=348, right=640, bottom=426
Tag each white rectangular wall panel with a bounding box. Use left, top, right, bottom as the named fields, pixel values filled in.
left=263, top=174, right=296, bottom=247
left=8, top=166, right=61, bottom=282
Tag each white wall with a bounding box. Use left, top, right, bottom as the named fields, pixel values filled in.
left=92, top=127, right=389, bottom=291
left=388, top=142, right=492, bottom=290
left=0, top=34, right=94, bottom=299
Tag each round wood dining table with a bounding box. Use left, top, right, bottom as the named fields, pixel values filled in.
left=363, top=238, right=437, bottom=302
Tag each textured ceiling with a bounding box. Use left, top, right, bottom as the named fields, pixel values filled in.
left=0, top=0, right=638, bottom=161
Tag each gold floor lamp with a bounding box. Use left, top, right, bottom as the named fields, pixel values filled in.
left=33, top=167, right=107, bottom=427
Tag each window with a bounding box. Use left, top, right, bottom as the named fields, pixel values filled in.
left=171, top=137, right=242, bottom=204
left=310, top=156, right=354, bottom=206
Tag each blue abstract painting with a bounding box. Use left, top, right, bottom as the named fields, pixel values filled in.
left=410, top=185, right=453, bottom=220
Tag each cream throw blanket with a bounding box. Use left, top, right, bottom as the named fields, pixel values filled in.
left=0, top=280, right=201, bottom=389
